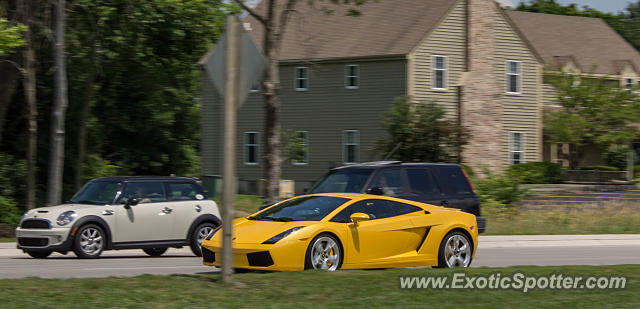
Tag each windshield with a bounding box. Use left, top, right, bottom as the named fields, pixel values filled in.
left=250, top=196, right=349, bottom=221
left=308, top=168, right=374, bottom=194
left=70, top=181, right=123, bottom=205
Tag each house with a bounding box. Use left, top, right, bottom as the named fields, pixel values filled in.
left=199, top=0, right=640, bottom=195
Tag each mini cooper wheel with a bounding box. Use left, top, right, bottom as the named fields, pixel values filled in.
left=143, top=247, right=168, bottom=257
left=437, top=231, right=472, bottom=268
left=26, top=251, right=52, bottom=259
left=190, top=222, right=217, bottom=257
left=73, top=224, right=105, bottom=259
left=305, top=234, right=342, bottom=271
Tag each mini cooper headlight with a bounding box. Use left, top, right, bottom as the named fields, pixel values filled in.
left=262, top=227, right=305, bottom=244
left=56, top=211, right=77, bottom=226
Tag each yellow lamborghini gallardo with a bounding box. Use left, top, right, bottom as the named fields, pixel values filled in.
left=201, top=193, right=478, bottom=271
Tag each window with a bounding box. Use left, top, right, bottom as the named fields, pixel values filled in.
left=371, top=168, right=404, bottom=197
left=167, top=183, right=203, bottom=201
left=343, top=130, right=359, bottom=164
left=510, top=131, right=524, bottom=165
left=406, top=169, right=441, bottom=196
left=507, top=61, right=521, bottom=93
left=345, top=65, right=359, bottom=89
left=625, top=77, right=635, bottom=89
left=432, top=55, right=447, bottom=90
left=118, top=182, right=166, bottom=204
left=295, top=67, right=308, bottom=91
left=249, top=82, right=260, bottom=93
left=244, top=132, right=259, bottom=165
left=387, top=201, right=423, bottom=216
left=330, top=199, right=396, bottom=223
left=435, top=167, right=473, bottom=195
left=292, top=131, right=309, bottom=165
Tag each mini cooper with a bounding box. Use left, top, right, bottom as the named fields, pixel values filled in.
left=16, top=177, right=221, bottom=258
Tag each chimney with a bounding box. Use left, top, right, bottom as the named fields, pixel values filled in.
left=461, top=0, right=503, bottom=174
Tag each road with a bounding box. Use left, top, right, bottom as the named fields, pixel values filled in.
left=2, top=234, right=639, bottom=279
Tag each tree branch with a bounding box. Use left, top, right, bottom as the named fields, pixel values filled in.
left=232, top=0, right=266, bottom=25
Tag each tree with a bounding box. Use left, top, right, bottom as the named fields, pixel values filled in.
left=233, top=0, right=369, bottom=203
left=544, top=74, right=640, bottom=168
left=375, top=96, right=467, bottom=163
left=0, top=17, right=25, bottom=56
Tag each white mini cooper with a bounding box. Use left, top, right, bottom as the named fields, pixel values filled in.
left=16, top=177, right=221, bottom=258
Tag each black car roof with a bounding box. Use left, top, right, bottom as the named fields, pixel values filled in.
left=332, top=161, right=461, bottom=170
left=90, top=176, right=198, bottom=182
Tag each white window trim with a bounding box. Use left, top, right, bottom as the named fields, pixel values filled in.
left=345, top=64, right=360, bottom=89
left=506, top=60, right=522, bottom=94
left=295, top=67, right=308, bottom=91
left=432, top=55, right=448, bottom=90
left=343, top=130, right=360, bottom=164
left=244, top=131, right=259, bottom=166
left=249, top=83, right=260, bottom=93
left=509, top=131, right=524, bottom=165
left=624, top=77, right=636, bottom=88
left=292, top=131, right=309, bottom=166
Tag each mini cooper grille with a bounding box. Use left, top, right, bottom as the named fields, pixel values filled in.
left=18, top=237, right=49, bottom=247
left=202, top=247, right=215, bottom=264
left=247, top=251, right=274, bottom=267
left=20, top=219, right=51, bottom=229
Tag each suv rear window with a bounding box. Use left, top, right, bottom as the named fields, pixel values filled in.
left=436, top=167, right=472, bottom=195
left=406, top=168, right=440, bottom=196
left=309, top=168, right=373, bottom=193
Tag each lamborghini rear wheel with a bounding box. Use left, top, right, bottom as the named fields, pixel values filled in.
left=436, top=231, right=472, bottom=268
left=305, top=234, right=342, bottom=271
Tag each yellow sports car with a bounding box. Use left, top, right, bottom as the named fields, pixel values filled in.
left=201, top=193, right=478, bottom=271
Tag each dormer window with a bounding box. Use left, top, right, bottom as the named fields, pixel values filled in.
left=625, top=77, right=635, bottom=89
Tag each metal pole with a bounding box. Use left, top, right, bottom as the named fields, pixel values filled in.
left=221, top=15, right=241, bottom=284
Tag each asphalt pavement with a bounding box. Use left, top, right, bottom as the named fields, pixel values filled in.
left=2, top=234, right=639, bottom=279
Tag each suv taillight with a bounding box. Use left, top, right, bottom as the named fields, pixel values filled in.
left=461, top=168, right=475, bottom=193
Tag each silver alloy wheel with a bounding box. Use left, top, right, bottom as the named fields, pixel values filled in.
left=310, top=236, right=340, bottom=271
left=79, top=227, right=103, bottom=255
left=197, top=226, right=214, bottom=246
left=444, top=234, right=471, bottom=267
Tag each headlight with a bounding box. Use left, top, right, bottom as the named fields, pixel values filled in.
left=205, top=226, right=221, bottom=241
left=262, top=227, right=305, bottom=244
left=56, top=211, right=77, bottom=226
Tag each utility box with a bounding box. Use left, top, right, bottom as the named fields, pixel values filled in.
left=279, top=179, right=295, bottom=199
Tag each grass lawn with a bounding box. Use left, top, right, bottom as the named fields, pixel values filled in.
left=0, top=265, right=637, bottom=308
left=0, top=238, right=15, bottom=242
left=213, top=194, right=264, bottom=216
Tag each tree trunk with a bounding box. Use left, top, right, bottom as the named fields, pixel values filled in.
left=0, top=61, right=21, bottom=146
left=18, top=0, right=38, bottom=210
left=262, top=0, right=281, bottom=204
left=74, top=42, right=96, bottom=190
left=47, top=0, right=69, bottom=205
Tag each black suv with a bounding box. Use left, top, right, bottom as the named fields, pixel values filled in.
left=307, top=161, right=486, bottom=233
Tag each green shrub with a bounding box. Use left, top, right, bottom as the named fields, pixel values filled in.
left=506, top=162, right=563, bottom=184
left=472, top=167, right=530, bottom=213
left=579, top=165, right=620, bottom=171
left=0, top=196, right=21, bottom=226
left=461, top=164, right=475, bottom=178
left=634, top=165, right=640, bottom=177
left=604, top=144, right=630, bottom=170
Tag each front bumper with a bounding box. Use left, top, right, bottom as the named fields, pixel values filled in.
left=476, top=216, right=487, bottom=233
left=15, top=227, right=73, bottom=253
left=201, top=239, right=307, bottom=271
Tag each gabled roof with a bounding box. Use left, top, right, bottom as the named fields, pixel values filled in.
left=237, top=0, right=459, bottom=61
left=506, top=11, right=640, bottom=75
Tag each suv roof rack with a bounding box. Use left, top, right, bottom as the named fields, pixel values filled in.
left=357, top=161, right=402, bottom=166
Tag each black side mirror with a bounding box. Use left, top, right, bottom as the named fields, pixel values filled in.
left=124, top=197, right=140, bottom=209
left=366, top=187, right=384, bottom=195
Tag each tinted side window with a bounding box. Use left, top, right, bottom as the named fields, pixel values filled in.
left=370, top=168, right=404, bottom=196
left=330, top=199, right=396, bottom=222
left=387, top=201, right=423, bottom=215
left=436, top=167, right=472, bottom=195
left=119, top=182, right=167, bottom=203
left=167, top=183, right=202, bottom=201
left=406, top=168, right=441, bottom=196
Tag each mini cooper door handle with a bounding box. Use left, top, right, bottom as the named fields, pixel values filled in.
left=102, top=210, right=114, bottom=215
left=195, top=205, right=202, bottom=212
left=162, top=207, right=173, bottom=214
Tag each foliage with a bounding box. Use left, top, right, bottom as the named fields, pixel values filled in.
left=0, top=17, right=25, bottom=56
left=515, top=0, right=640, bottom=51
left=543, top=75, right=640, bottom=168
left=282, top=130, right=307, bottom=163
left=471, top=167, right=530, bottom=213
left=0, top=195, right=21, bottom=225
left=579, top=165, right=620, bottom=171
left=604, top=144, right=631, bottom=170
left=635, top=165, right=640, bottom=177
left=506, top=162, right=563, bottom=184
left=375, top=96, right=466, bottom=163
